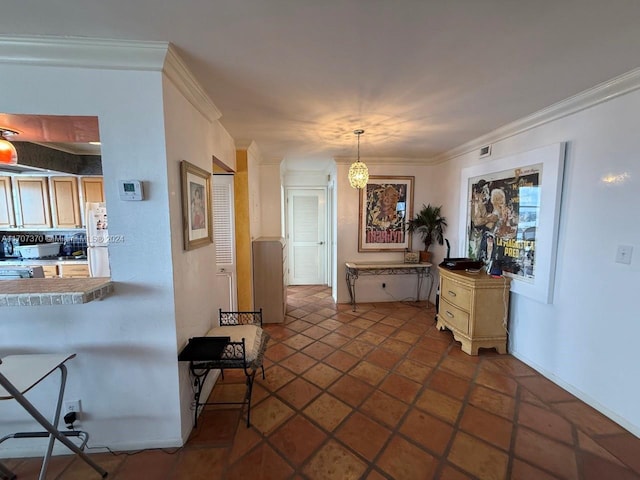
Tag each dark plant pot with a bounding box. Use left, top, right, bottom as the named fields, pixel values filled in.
left=420, top=251, right=432, bottom=263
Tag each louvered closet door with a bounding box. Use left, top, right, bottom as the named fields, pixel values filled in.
left=287, top=188, right=326, bottom=285
left=213, top=174, right=237, bottom=311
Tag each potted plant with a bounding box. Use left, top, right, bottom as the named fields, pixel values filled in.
left=406, top=204, right=447, bottom=263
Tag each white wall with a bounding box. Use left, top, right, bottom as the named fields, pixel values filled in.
left=335, top=162, right=438, bottom=305
left=436, top=88, right=640, bottom=435
left=0, top=48, right=236, bottom=454
left=0, top=62, right=185, bottom=454
left=259, top=163, right=283, bottom=237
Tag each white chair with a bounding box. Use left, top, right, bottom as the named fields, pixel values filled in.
left=0, top=353, right=107, bottom=480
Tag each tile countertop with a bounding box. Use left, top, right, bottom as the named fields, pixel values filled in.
left=0, top=278, right=113, bottom=307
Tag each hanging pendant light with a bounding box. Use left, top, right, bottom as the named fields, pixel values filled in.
left=348, top=129, right=368, bottom=189
left=0, top=129, right=19, bottom=165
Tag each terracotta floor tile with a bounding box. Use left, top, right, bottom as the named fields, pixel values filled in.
left=323, top=349, right=359, bottom=372
left=459, top=404, right=513, bottom=451
left=278, top=351, right=317, bottom=374
left=357, top=330, right=388, bottom=345
left=380, top=317, right=406, bottom=328
left=113, top=450, right=179, bottom=480
left=320, top=332, right=351, bottom=347
left=517, top=375, right=577, bottom=403
left=276, top=377, right=322, bottom=409
left=341, top=339, right=375, bottom=357
left=265, top=342, right=297, bottom=361
left=391, top=330, right=421, bottom=344
left=377, top=435, right=438, bottom=480
left=336, top=324, right=365, bottom=338
left=58, top=453, right=126, bottom=480
left=335, top=411, right=392, bottom=461
left=249, top=396, right=295, bottom=435
left=259, top=364, right=297, bottom=392
left=360, top=390, right=409, bottom=429
left=350, top=361, right=388, bottom=386
left=438, top=464, right=475, bottom=480
left=394, top=358, right=433, bottom=383
left=328, top=374, right=376, bottom=407
left=407, top=345, right=444, bottom=366
left=399, top=408, right=454, bottom=455
left=304, top=362, right=343, bottom=388
left=188, top=408, right=240, bottom=445
left=7, top=454, right=76, bottom=480
left=378, top=373, right=422, bottom=403
left=228, top=423, right=263, bottom=464
left=171, top=448, right=228, bottom=480
left=580, top=451, right=640, bottom=480
left=489, top=356, right=539, bottom=377
left=510, top=459, right=560, bottom=480
left=303, top=440, right=368, bottom=480
left=366, top=348, right=403, bottom=370
left=415, top=335, right=452, bottom=353
left=429, top=369, right=472, bottom=400
left=269, top=415, right=328, bottom=466
left=514, top=427, right=579, bottom=479
left=302, top=340, right=336, bottom=359
left=303, top=393, right=352, bottom=432
left=440, top=356, right=477, bottom=379
left=553, top=401, right=627, bottom=436
left=468, top=385, right=516, bottom=420
left=285, top=320, right=313, bottom=333
left=415, top=388, right=463, bottom=424
left=361, top=310, right=386, bottom=322
left=226, top=443, right=294, bottom=480
left=593, top=432, right=640, bottom=474
left=379, top=338, right=412, bottom=355
left=317, top=318, right=343, bottom=330
left=475, top=365, right=519, bottom=396
left=282, top=333, right=316, bottom=350
left=448, top=431, right=509, bottom=480
left=368, top=323, right=397, bottom=336
left=303, top=325, right=331, bottom=339
left=517, top=402, right=573, bottom=445
left=351, top=318, right=376, bottom=330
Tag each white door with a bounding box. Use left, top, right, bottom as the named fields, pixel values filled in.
left=213, top=175, right=237, bottom=311
left=287, top=188, right=326, bottom=285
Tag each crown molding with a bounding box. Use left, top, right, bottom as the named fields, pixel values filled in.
left=0, top=35, right=168, bottom=70
left=431, top=66, right=640, bottom=164
left=163, top=45, right=222, bottom=122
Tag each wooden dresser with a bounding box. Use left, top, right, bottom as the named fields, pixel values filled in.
left=436, top=266, right=511, bottom=355
left=252, top=237, right=287, bottom=323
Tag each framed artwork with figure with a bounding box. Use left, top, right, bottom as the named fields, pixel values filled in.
left=358, top=176, right=414, bottom=252
left=181, top=160, right=213, bottom=250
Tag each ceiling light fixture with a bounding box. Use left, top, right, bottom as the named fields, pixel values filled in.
left=348, top=129, right=368, bottom=189
left=0, top=128, right=19, bottom=165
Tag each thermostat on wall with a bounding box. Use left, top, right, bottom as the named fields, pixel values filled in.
left=119, top=180, right=144, bottom=201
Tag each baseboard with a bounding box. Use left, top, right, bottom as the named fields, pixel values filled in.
left=511, top=349, right=640, bottom=438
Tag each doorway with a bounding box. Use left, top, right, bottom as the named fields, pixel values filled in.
left=286, top=188, right=327, bottom=285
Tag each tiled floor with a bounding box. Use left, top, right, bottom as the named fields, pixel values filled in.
left=3, top=285, right=640, bottom=479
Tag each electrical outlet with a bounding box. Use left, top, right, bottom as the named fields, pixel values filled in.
left=382, top=283, right=386, bottom=289
left=64, top=400, right=81, bottom=413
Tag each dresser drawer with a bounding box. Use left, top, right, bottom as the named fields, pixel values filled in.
left=439, top=299, right=470, bottom=335
left=441, top=276, right=472, bottom=311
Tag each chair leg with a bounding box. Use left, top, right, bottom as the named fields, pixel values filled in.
left=261, top=365, right=265, bottom=379
left=244, top=370, right=257, bottom=428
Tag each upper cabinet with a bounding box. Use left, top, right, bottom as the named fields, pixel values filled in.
left=81, top=177, right=104, bottom=204
left=50, top=177, right=82, bottom=228
left=13, top=177, right=52, bottom=228
left=0, top=176, right=16, bottom=228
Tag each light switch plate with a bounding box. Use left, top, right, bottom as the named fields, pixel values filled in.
left=615, top=245, right=633, bottom=264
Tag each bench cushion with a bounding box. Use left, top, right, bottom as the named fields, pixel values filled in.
left=205, top=325, right=263, bottom=362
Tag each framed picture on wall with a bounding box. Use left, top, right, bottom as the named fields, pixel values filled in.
left=358, top=175, right=414, bottom=252
left=459, top=143, right=565, bottom=303
left=181, top=160, right=213, bottom=250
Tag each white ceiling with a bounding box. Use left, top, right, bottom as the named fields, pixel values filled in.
left=2, top=1, right=640, bottom=163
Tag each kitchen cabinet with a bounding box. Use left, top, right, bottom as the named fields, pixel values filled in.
left=12, top=177, right=52, bottom=228
left=50, top=177, right=82, bottom=228
left=59, top=263, right=90, bottom=278
left=0, top=176, right=16, bottom=228
left=252, top=237, right=287, bottom=323
left=436, top=267, right=511, bottom=355
left=38, top=264, right=58, bottom=278
left=80, top=177, right=104, bottom=204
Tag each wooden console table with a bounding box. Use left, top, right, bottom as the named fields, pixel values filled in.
left=345, top=262, right=433, bottom=311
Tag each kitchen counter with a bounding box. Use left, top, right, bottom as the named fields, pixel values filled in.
left=0, top=278, right=113, bottom=306
left=0, top=257, right=88, bottom=265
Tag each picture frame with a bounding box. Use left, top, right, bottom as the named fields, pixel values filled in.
left=181, top=160, right=213, bottom=251
left=359, top=175, right=414, bottom=252
left=459, top=143, right=565, bottom=303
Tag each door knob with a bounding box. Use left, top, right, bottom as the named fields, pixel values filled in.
left=318, top=241, right=324, bottom=245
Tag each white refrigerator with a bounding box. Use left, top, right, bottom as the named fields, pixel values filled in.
left=85, top=202, right=111, bottom=277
